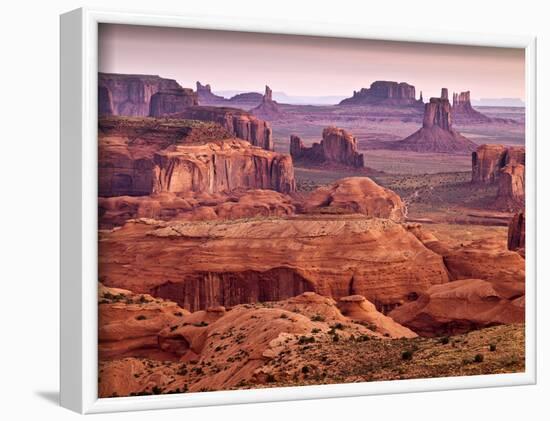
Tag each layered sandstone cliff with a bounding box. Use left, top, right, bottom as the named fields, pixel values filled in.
left=149, top=88, right=198, bottom=117
left=384, top=89, right=478, bottom=154
left=98, top=73, right=183, bottom=116
left=99, top=217, right=449, bottom=313
left=174, top=106, right=273, bottom=150
left=152, top=140, right=296, bottom=195
left=290, top=127, right=364, bottom=168
left=98, top=116, right=290, bottom=197
left=340, top=81, right=422, bottom=106
left=496, top=164, right=525, bottom=210
left=471, top=144, right=525, bottom=183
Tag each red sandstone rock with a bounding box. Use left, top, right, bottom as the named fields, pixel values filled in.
left=496, top=164, right=525, bottom=211
left=508, top=212, right=525, bottom=256
left=389, top=279, right=524, bottom=337
left=384, top=89, right=477, bottom=154
left=289, top=127, right=364, bottom=168
left=99, top=217, right=449, bottom=312
left=196, top=81, right=226, bottom=105
left=471, top=144, right=525, bottom=184
left=301, top=177, right=406, bottom=222
left=98, top=284, right=190, bottom=360
left=452, top=91, right=492, bottom=123
left=337, top=295, right=417, bottom=338
left=251, top=85, right=282, bottom=120
left=174, top=106, right=273, bottom=150
left=152, top=140, right=295, bottom=195
left=98, top=116, right=232, bottom=197
left=340, top=81, right=422, bottom=106
left=149, top=88, right=198, bottom=117
left=98, top=73, right=183, bottom=117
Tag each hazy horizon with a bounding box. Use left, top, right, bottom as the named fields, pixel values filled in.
left=99, top=24, right=525, bottom=101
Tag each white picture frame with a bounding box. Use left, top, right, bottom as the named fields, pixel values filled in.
left=60, top=7, right=537, bottom=414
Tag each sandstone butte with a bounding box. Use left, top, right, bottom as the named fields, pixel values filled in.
left=451, top=91, right=518, bottom=124
left=339, top=80, right=423, bottom=107
left=451, top=91, right=492, bottom=123
left=471, top=144, right=525, bottom=184
left=300, top=177, right=406, bottom=222
left=98, top=289, right=416, bottom=397
left=385, top=88, right=478, bottom=154
left=149, top=88, right=198, bottom=117
left=471, top=144, right=525, bottom=211
left=389, top=278, right=524, bottom=337
left=196, top=81, right=264, bottom=108
left=152, top=140, right=296, bottom=195
left=290, top=127, right=365, bottom=168
left=99, top=216, right=450, bottom=313
left=251, top=85, right=282, bottom=120
left=99, top=73, right=186, bottom=117
left=172, top=106, right=273, bottom=150
left=98, top=116, right=293, bottom=197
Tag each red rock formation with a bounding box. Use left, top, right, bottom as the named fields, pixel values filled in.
left=508, top=212, right=525, bottom=256
left=174, top=106, right=273, bottom=150
left=98, top=116, right=233, bottom=197
left=452, top=91, right=492, bottom=123
left=337, top=295, right=417, bottom=338
left=228, top=91, right=263, bottom=108
left=496, top=164, right=525, bottom=210
left=471, top=144, right=509, bottom=183
left=289, top=127, right=364, bottom=168
left=149, top=88, right=198, bottom=117
left=99, top=190, right=296, bottom=228
left=384, top=89, right=477, bottom=154
left=196, top=81, right=226, bottom=105
left=389, top=279, right=524, bottom=337
left=251, top=85, right=282, bottom=120
left=301, top=177, right=406, bottom=222
left=151, top=140, right=296, bottom=195
left=340, top=81, right=423, bottom=106
left=98, top=284, right=190, bottom=360
left=99, top=217, right=449, bottom=312
left=98, top=73, right=183, bottom=116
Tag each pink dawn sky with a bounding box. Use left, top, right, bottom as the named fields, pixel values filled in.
left=98, top=23, right=525, bottom=101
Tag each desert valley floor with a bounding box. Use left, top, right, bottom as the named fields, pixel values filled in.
left=97, top=75, right=526, bottom=397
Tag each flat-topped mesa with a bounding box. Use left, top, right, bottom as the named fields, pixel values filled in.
left=98, top=116, right=290, bottom=197
left=452, top=90, right=493, bottom=123
left=339, top=80, right=423, bottom=106
left=172, top=106, right=273, bottom=150
left=383, top=88, right=477, bottom=154
left=152, top=140, right=296, bottom=195
left=149, top=88, right=198, bottom=117
left=196, top=81, right=226, bottom=105
left=251, top=85, right=282, bottom=120
left=471, top=144, right=525, bottom=184
left=98, top=73, right=184, bottom=117
left=289, top=127, right=364, bottom=168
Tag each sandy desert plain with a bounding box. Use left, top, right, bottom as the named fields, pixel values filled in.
left=97, top=74, right=526, bottom=398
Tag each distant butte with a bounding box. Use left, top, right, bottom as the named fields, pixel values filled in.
left=380, top=88, right=478, bottom=154
left=251, top=85, right=283, bottom=120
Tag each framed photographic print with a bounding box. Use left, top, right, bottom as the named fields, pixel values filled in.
left=60, top=7, right=536, bottom=414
